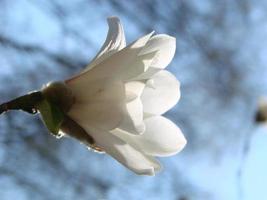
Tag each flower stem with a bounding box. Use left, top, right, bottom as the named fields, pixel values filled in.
left=0, top=91, right=44, bottom=115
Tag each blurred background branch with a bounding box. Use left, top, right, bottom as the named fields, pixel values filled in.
left=0, top=0, right=267, bottom=199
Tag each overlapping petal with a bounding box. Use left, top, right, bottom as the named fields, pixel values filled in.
left=66, top=32, right=156, bottom=85
left=81, top=125, right=161, bottom=175
left=113, top=116, right=186, bottom=157
left=118, top=81, right=146, bottom=134
left=84, top=16, right=126, bottom=71
left=142, top=34, right=176, bottom=69
left=141, top=70, right=180, bottom=115
left=133, top=34, right=176, bottom=80
left=68, top=79, right=125, bottom=130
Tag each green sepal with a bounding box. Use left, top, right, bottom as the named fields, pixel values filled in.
left=36, top=98, right=64, bottom=136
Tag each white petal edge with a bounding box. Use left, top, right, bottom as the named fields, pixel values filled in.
left=133, top=34, right=176, bottom=80
left=82, top=125, right=161, bottom=175
left=118, top=81, right=146, bottom=134
left=141, top=70, right=180, bottom=116
left=117, top=98, right=145, bottom=134
left=140, top=34, right=176, bottom=69
left=125, top=81, right=146, bottom=97
left=84, top=16, right=126, bottom=71
left=66, top=31, right=155, bottom=84
left=113, top=116, right=187, bottom=157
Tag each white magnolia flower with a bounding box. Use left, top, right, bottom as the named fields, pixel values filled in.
left=43, top=16, right=186, bottom=175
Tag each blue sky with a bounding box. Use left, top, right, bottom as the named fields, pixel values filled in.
left=0, top=1, right=267, bottom=199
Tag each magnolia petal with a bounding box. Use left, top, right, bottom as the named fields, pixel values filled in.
left=140, top=34, right=176, bottom=69
left=84, top=16, right=126, bottom=71
left=126, top=91, right=137, bottom=102
left=145, top=156, right=162, bottom=172
left=66, top=32, right=155, bottom=84
left=133, top=116, right=186, bottom=157
left=141, top=70, right=180, bottom=115
left=66, top=77, right=112, bottom=103
left=125, top=81, right=145, bottom=97
left=113, top=116, right=186, bottom=157
left=131, top=31, right=154, bottom=48
left=133, top=34, right=176, bottom=80
left=82, top=125, right=161, bottom=175
left=68, top=80, right=125, bottom=130
left=118, top=81, right=146, bottom=134
left=118, top=98, right=145, bottom=134
left=132, top=67, right=161, bottom=81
